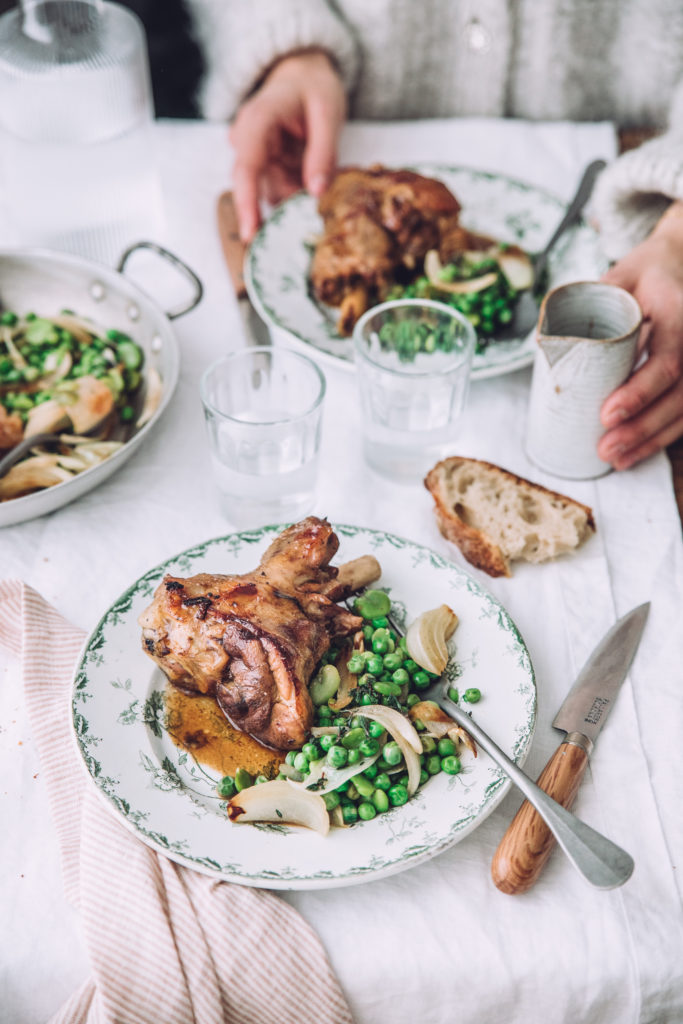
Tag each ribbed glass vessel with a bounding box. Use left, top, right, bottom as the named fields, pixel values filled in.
left=0, top=0, right=162, bottom=264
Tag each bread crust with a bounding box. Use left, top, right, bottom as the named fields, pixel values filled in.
left=424, top=456, right=596, bottom=577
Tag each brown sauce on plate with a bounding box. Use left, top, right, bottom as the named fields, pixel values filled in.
left=164, top=685, right=284, bottom=779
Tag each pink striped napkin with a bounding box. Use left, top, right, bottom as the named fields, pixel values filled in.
left=0, top=580, right=354, bottom=1024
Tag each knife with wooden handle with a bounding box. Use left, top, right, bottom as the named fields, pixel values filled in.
left=216, top=191, right=272, bottom=347
left=491, top=602, right=649, bottom=895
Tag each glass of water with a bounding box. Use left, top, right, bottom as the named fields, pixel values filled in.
left=200, top=347, right=326, bottom=527
left=353, top=299, right=476, bottom=480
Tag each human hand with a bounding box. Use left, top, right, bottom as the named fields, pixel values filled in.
left=230, top=50, right=347, bottom=242
left=598, top=201, right=683, bottom=470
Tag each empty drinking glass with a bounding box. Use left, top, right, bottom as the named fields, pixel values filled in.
left=200, top=347, right=326, bottom=527
left=353, top=299, right=476, bottom=480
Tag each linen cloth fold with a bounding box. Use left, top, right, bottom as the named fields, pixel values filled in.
left=0, top=579, right=354, bottom=1024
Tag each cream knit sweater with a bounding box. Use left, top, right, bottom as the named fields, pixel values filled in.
left=185, top=0, right=683, bottom=259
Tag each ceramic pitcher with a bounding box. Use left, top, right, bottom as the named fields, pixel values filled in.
left=525, top=281, right=642, bottom=479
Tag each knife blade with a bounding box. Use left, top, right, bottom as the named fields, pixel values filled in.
left=216, top=191, right=272, bottom=348
left=491, top=602, right=650, bottom=894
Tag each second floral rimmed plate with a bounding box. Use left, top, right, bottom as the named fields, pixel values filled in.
left=71, top=523, right=536, bottom=890
left=245, top=164, right=608, bottom=381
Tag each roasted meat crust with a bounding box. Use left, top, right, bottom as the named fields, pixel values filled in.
left=139, top=517, right=381, bottom=750
left=311, top=165, right=467, bottom=333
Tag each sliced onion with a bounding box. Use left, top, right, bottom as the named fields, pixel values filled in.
left=353, top=704, right=422, bottom=753
left=293, top=752, right=380, bottom=797
left=353, top=705, right=422, bottom=795
left=277, top=763, right=304, bottom=782
left=495, top=247, right=533, bottom=291
left=424, top=249, right=498, bottom=295
left=310, top=726, right=340, bottom=737
left=405, top=604, right=458, bottom=676
left=227, top=780, right=329, bottom=835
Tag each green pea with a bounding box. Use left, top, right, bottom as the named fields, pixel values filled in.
left=216, top=775, right=236, bottom=798
left=346, top=783, right=359, bottom=801
left=354, top=774, right=375, bottom=799
left=342, top=804, right=358, bottom=824
left=360, top=693, right=375, bottom=706
left=372, top=637, right=390, bottom=655
left=413, top=670, right=431, bottom=690
left=341, top=727, right=366, bottom=750
left=366, top=654, right=384, bottom=676
left=0, top=311, right=18, bottom=326
left=392, top=668, right=410, bottom=687
left=419, top=769, right=429, bottom=786
left=374, top=772, right=391, bottom=791
left=327, top=745, right=348, bottom=769
left=403, top=659, right=419, bottom=674
left=368, top=720, right=385, bottom=738
left=425, top=755, right=442, bottom=776
left=285, top=751, right=298, bottom=766
left=255, top=775, right=269, bottom=785
left=420, top=735, right=436, bottom=753
left=363, top=624, right=374, bottom=641
left=363, top=763, right=379, bottom=779
left=346, top=748, right=361, bottom=765
left=463, top=687, right=482, bottom=703
left=371, top=616, right=390, bottom=629
left=332, top=716, right=346, bottom=727
left=318, top=734, right=335, bottom=752
left=382, top=741, right=402, bottom=767
left=382, top=652, right=403, bottom=673
left=302, top=742, right=320, bottom=761
left=346, top=654, right=365, bottom=675
left=441, top=755, right=462, bottom=775
left=405, top=693, right=420, bottom=708
left=447, top=687, right=460, bottom=703
left=234, top=767, right=253, bottom=791
left=388, top=784, right=409, bottom=807
left=293, top=752, right=310, bottom=774
left=437, top=737, right=457, bottom=757
left=323, top=791, right=340, bottom=811
left=317, top=705, right=332, bottom=720
left=358, top=801, right=377, bottom=821
left=359, top=737, right=380, bottom=758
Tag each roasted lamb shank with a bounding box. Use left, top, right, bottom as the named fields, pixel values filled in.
left=139, top=518, right=381, bottom=750
left=310, top=165, right=469, bottom=334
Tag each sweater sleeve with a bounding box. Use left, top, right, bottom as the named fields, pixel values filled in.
left=591, top=76, right=683, bottom=261
left=183, top=0, right=360, bottom=121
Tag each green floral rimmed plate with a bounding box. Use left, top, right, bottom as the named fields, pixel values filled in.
left=71, top=524, right=536, bottom=890
left=245, top=164, right=608, bottom=381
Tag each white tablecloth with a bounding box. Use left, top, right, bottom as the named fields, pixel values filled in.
left=2, top=117, right=683, bottom=1024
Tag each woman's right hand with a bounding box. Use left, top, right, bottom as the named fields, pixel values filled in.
left=230, top=50, right=347, bottom=242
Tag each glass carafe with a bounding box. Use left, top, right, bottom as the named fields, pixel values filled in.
left=0, top=0, right=163, bottom=265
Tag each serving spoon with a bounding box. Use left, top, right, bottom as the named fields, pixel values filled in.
left=490, top=158, right=607, bottom=342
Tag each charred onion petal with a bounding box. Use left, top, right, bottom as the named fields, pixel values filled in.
left=409, top=701, right=477, bottom=757
left=227, top=780, right=330, bottom=835
left=405, top=604, right=458, bottom=676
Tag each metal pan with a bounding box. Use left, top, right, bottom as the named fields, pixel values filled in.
left=0, top=241, right=202, bottom=527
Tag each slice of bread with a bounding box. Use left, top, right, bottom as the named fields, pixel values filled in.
left=424, top=456, right=595, bottom=577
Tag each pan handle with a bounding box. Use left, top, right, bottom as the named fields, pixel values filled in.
left=116, top=241, right=204, bottom=320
